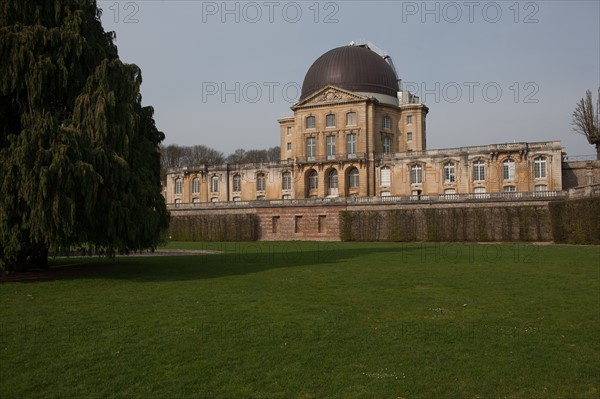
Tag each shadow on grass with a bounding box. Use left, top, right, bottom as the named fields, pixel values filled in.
left=61, top=242, right=419, bottom=283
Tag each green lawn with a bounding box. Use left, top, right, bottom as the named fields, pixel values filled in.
left=1, top=242, right=599, bottom=398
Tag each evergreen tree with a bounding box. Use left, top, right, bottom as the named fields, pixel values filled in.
left=0, top=0, right=169, bottom=271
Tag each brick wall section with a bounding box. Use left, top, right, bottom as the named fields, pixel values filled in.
left=256, top=206, right=342, bottom=241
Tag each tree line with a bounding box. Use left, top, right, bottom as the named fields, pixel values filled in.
left=160, top=144, right=280, bottom=179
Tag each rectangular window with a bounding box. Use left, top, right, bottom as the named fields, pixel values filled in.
left=473, top=162, right=485, bottom=182
left=211, top=176, right=219, bottom=193
left=407, top=115, right=413, bottom=124
left=383, top=115, right=391, bottom=129
left=294, top=216, right=302, bottom=233
left=326, top=114, right=336, bottom=127
left=286, top=127, right=291, bottom=135
left=282, top=172, right=291, bottom=190
left=534, top=184, right=548, bottom=192
left=534, top=158, right=547, bottom=178
left=257, top=174, right=265, bottom=191
left=503, top=161, right=515, bottom=180
left=233, top=175, right=241, bottom=192
left=272, top=216, right=280, bottom=233
left=444, top=164, right=455, bottom=183
left=346, top=134, right=357, bottom=157
left=306, top=116, right=315, bottom=129
left=380, top=167, right=391, bottom=186
left=407, top=132, right=413, bottom=141
left=287, top=142, right=291, bottom=150
left=318, top=215, right=326, bottom=233
left=306, top=137, right=316, bottom=160
left=346, top=112, right=357, bottom=126
left=411, top=165, right=423, bottom=184
left=382, top=136, right=391, bottom=154
left=326, top=135, right=336, bottom=160
left=503, top=186, right=516, bottom=192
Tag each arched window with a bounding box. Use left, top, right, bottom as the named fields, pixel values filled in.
left=256, top=173, right=265, bottom=191
left=411, top=164, right=423, bottom=184
left=282, top=171, right=292, bottom=190
left=503, top=159, right=515, bottom=180
left=211, top=176, right=219, bottom=193
left=308, top=170, right=318, bottom=190
left=444, top=162, right=455, bottom=183
left=175, top=178, right=182, bottom=195
left=473, top=160, right=485, bottom=182
left=348, top=168, right=359, bottom=189
left=380, top=166, right=391, bottom=186
left=306, top=116, right=315, bottom=129
left=327, top=169, right=338, bottom=196
left=535, top=184, right=548, bottom=192
left=191, top=178, right=200, bottom=194
left=233, top=174, right=241, bottom=192
left=534, top=157, right=547, bottom=178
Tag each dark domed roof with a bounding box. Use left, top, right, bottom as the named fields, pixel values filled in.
left=299, top=45, right=399, bottom=101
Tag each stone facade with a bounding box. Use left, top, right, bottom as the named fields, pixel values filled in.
left=562, top=160, right=600, bottom=189
left=165, top=137, right=564, bottom=205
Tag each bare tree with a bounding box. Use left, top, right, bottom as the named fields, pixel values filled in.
left=226, top=149, right=247, bottom=164
left=572, top=88, right=600, bottom=159
left=160, top=144, right=187, bottom=181
left=187, top=145, right=225, bottom=165
left=266, top=146, right=281, bottom=162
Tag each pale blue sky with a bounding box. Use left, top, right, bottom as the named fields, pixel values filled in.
left=99, top=0, right=600, bottom=156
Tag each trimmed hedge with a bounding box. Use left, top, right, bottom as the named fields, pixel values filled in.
left=549, top=197, right=600, bottom=245
left=169, top=214, right=259, bottom=241
left=340, top=206, right=551, bottom=242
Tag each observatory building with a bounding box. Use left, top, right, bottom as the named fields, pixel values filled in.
left=166, top=42, right=564, bottom=205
